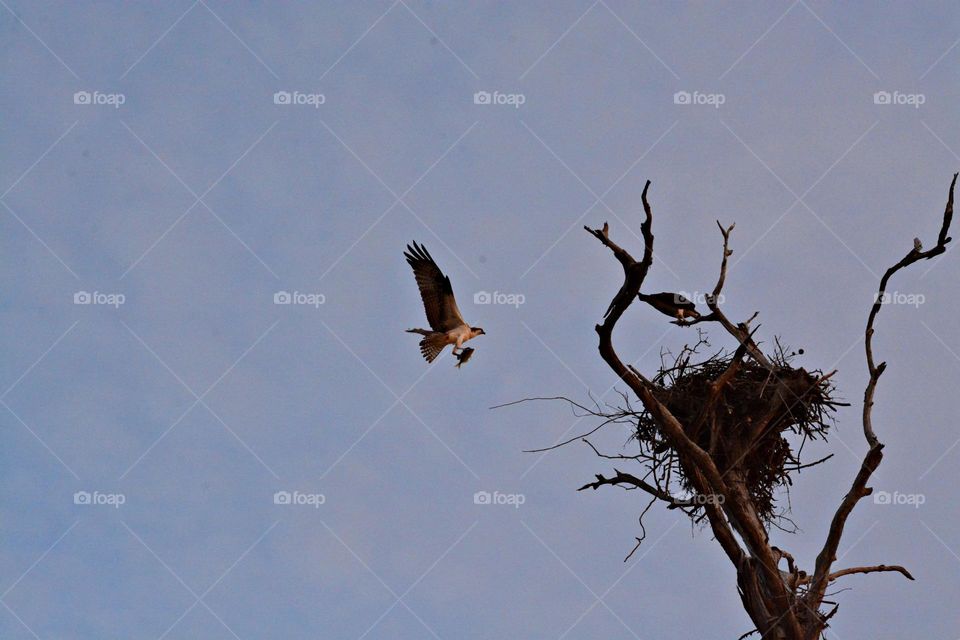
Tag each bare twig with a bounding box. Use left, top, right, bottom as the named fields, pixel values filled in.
left=805, top=174, right=956, bottom=633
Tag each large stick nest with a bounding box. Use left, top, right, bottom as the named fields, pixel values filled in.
left=631, top=342, right=841, bottom=526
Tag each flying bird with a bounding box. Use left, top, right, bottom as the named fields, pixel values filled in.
left=404, top=242, right=485, bottom=364
left=638, top=292, right=701, bottom=322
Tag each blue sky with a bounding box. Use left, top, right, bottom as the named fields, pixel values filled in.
left=1, top=1, right=959, bottom=638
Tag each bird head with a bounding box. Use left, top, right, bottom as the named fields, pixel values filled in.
left=471, top=327, right=486, bottom=336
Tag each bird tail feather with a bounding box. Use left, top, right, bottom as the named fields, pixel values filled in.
left=413, top=332, right=447, bottom=363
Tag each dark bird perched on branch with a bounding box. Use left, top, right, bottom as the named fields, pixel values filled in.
left=404, top=241, right=485, bottom=364
left=638, top=292, right=701, bottom=322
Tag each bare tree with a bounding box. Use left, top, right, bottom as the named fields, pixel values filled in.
left=527, top=175, right=956, bottom=639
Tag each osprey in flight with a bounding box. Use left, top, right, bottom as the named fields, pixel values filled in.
left=638, top=292, right=701, bottom=322
left=404, top=242, right=485, bottom=364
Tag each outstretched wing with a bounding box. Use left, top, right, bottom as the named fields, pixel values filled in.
left=404, top=241, right=467, bottom=331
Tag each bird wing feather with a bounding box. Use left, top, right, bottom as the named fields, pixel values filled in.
left=404, top=241, right=467, bottom=332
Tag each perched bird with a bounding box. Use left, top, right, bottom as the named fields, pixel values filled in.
left=638, top=292, right=701, bottom=322
left=404, top=242, right=485, bottom=363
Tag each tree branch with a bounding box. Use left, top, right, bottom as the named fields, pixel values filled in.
left=585, top=183, right=802, bottom=638
left=805, top=174, right=956, bottom=630
left=798, top=564, right=914, bottom=585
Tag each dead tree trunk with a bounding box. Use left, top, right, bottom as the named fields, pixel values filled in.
left=574, top=174, right=956, bottom=638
